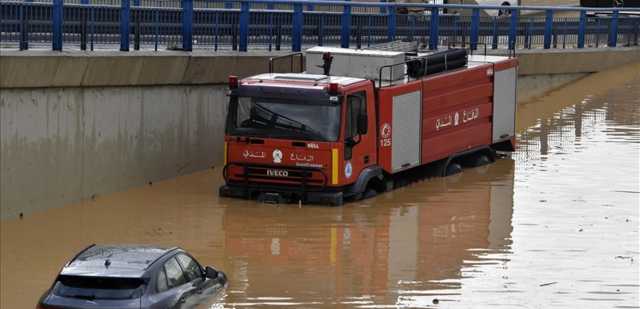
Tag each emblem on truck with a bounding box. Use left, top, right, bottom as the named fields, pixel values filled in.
left=272, top=149, right=283, bottom=164
left=267, top=169, right=288, bottom=177
left=380, top=123, right=392, bottom=147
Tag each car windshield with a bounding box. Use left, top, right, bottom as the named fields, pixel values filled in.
left=227, top=96, right=341, bottom=141
left=52, top=275, right=145, bottom=300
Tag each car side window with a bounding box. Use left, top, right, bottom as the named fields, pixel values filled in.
left=164, top=257, right=187, bottom=288
left=176, top=254, right=203, bottom=282
left=156, top=268, right=168, bottom=293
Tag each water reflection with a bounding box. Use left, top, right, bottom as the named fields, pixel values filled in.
left=220, top=160, right=515, bottom=307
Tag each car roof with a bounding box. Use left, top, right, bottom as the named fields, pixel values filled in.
left=59, top=245, right=179, bottom=278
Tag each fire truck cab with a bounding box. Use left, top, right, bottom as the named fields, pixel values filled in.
left=220, top=46, right=517, bottom=205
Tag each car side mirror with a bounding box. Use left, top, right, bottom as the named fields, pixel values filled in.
left=357, top=114, right=367, bottom=135
left=204, top=266, right=218, bottom=279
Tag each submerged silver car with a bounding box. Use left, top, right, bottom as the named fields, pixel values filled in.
left=37, top=245, right=227, bottom=309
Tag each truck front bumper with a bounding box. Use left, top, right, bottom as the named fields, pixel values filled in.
left=219, top=183, right=344, bottom=206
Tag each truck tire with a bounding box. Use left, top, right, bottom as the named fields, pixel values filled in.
left=445, top=162, right=463, bottom=176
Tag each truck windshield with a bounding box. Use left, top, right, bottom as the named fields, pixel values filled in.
left=227, top=96, right=340, bottom=141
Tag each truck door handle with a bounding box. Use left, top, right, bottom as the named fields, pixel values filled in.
left=364, top=155, right=370, bottom=164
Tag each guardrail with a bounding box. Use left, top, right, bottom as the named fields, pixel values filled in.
left=1, top=0, right=639, bottom=52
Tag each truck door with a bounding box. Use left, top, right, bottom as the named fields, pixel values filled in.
left=343, top=86, right=376, bottom=184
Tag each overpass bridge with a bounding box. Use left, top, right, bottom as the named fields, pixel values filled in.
left=1, top=0, right=639, bottom=52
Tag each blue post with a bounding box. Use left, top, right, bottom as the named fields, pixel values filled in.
left=120, top=0, right=130, bottom=51
left=318, top=14, right=324, bottom=46
left=154, top=9, right=159, bottom=51
left=544, top=9, right=553, bottom=49
left=267, top=2, right=274, bottom=10
left=608, top=9, right=619, bottom=47
left=380, top=0, right=386, bottom=15
left=491, top=16, right=498, bottom=49
left=239, top=1, right=249, bottom=52
left=81, top=0, right=88, bottom=4
left=52, top=0, right=63, bottom=51
left=182, top=0, right=193, bottom=51
left=224, top=1, right=232, bottom=9
left=307, top=4, right=314, bottom=11
left=341, top=1, right=351, bottom=48
left=387, top=8, right=396, bottom=41
left=429, top=7, right=439, bottom=50
left=470, top=8, right=479, bottom=50
left=578, top=10, right=586, bottom=48
left=19, top=2, right=28, bottom=50
left=508, top=9, right=518, bottom=50
left=292, top=3, right=303, bottom=51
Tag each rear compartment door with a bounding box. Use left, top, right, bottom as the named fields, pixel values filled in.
left=392, top=90, right=422, bottom=172
left=492, top=66, right=517, bottom=143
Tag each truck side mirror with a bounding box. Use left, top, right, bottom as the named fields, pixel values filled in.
left=357, top=114, right=368, bottom=135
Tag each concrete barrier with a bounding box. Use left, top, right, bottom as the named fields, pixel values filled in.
left=1, top=47, right=638, bottom=219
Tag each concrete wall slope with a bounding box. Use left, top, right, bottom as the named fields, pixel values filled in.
left=1, top=47, right=638, bottom=219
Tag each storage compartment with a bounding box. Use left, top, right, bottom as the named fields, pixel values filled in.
left=492, top=67, right=517, bottom=143
left=306, top=47, right=405, bottom=81
left=392, top=90, right=422, bottom=172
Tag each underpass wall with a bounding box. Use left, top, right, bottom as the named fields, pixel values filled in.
left=1, top=85, right=228, bottom=219
left=1, top=47, right=638, bottom=219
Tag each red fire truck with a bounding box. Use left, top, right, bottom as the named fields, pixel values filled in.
left=220, top=46, right=517, bottom=205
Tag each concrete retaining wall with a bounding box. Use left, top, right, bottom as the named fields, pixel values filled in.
left=1, top=85, right=227, bottom=219
left=1, top=47, right=638, bottom=219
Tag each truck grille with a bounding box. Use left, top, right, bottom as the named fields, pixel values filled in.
left=224, top=163, right=327, bottom=188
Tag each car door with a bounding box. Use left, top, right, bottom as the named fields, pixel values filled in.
left=175, top=254, right=208, bottom=307
left=146, top=257, right=193, bottom=309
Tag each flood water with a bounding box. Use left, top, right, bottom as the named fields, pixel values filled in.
left=1, top=63, right=639, bottom=309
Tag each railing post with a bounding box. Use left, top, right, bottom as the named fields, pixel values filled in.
left=182, top=0, right=193, bottom=51
left=578, top=10, right=586, bottom=48
left=387, top=6, right=396, bottom=41
left=19, top=2, right=28, bottom=50
left=239, top=1, right=249, bottom=51
left=470, top=8, right=479, bottom=50
left=491, top=16, right=498, bottom=49
left=306, top=4, right=314, bottom=11
left=292, top=3, right=303, bottom=51
left=134, top=0, right=140, bottom=50
left=318, top=14, right=324, bottom=46
left=120, top=0, right=130, bottom=51
left=80, top=0, right=89, bottom=51
left=608, top=9, right=618, bottom=47
left=544, top=9, right=553, bottom=49
left=341, top=1, right=351, bottom=48
left=429, top=7, right=439, bottom=50
left=52, top=0, right=63, bottom=51
left=508, top=9, right=518, bottom=50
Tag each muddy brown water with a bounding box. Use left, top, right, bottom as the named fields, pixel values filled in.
left=2, top=63, right=639, bottom=309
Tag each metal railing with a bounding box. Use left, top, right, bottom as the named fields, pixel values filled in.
left=1, top=0, right=639, bottom=52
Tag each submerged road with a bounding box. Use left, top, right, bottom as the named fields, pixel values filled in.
left=1, top=62, right=639, bottom=308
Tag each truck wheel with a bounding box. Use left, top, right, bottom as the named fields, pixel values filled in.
left=473, top=154, right=492, bottom=167
left=445, top=162, right=462, bottom=176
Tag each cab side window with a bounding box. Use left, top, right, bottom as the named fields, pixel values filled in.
left=176, top=254, right=202, bottom=282
left=156, top=268, right=168, bottom=293
left=345, top=92, right=367, bottom=139
left=164, top=257, right=187, bottom=289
